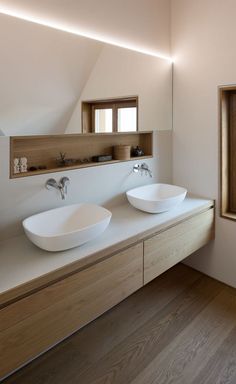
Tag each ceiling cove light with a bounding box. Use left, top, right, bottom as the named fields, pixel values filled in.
left=0, top=6, right=173, bottom=63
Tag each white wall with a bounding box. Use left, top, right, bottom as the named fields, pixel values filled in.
left=67, top=45, right=172, bottom=133
left=0, top=132, right=172, bottom=241
left=171, top=0, right=236, bottom=287
left=0, top=0, right=171, bottom=57
left=0, top=1, right=173, bottom=243
left=0, top=9, right=172, bottom=136
left=0, top=14, right=102, bottom=135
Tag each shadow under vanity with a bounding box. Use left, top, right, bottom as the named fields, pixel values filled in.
left=0, top=196, right=214, bottom=379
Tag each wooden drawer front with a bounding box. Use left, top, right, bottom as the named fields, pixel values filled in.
left=0, top=243, right=143, bottom=379
left=144, top=209, right=214, bottom=285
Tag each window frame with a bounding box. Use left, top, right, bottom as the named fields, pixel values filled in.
left=82, top=96, right=138, bottom=134
left=220, top=85, right=236, bottom=220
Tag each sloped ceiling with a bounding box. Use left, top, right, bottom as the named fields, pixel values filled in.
left=0, top=0, right=171, bottom=135
left=0, top=14, right=102, bottom=135
left=0, top=0, right=171, bottom=57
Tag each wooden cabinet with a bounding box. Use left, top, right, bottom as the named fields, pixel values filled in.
left=143, top=209, right=214, bottom=285
left=0, top=206, right=215, bottom=379
left=0, top=243, right=143, bottom=378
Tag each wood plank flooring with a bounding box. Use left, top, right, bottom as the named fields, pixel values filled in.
left=3, top=264, right=236, bottom=384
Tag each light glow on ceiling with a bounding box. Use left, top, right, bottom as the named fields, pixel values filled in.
left=0, top=6, right=173, bottom=63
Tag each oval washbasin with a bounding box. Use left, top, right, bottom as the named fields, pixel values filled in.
left=23, top=203, right=112, bottom=252
left=126, top=183, right=187, bottom=213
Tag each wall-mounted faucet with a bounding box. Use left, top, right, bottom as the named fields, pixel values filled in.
left=45, top=177, right=70, bottom=200
left=133, top=163, right=152, bottom=178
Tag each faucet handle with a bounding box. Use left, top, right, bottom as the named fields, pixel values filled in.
left=45, top=178, right=58, bottom=190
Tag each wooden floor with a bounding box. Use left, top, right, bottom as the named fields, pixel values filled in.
left=3, top=264, right=236, bottom=384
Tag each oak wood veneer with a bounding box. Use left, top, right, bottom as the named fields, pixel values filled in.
left=220, top=85, right=236, bottom=220
left=10, top=131, right=153, bottom=178
left=144, top=208, right=214, bottom=284
left=5, top=265, right=236, bottom=384
left=0, top=244, right=143, bottom=379
left=0, top=203, right=213, bottom=308
left=0, top=205, right=214, bottom=379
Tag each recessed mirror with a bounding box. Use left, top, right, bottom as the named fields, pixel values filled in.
left=0, top=13, right=172, bottom=136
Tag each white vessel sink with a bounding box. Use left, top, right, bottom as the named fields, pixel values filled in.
left=23, top=203, right=112, bottom=252
left=126, top=183, right=187, bottom=213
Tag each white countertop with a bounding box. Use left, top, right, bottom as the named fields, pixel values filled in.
left=0, top=195, right=214, bottom=302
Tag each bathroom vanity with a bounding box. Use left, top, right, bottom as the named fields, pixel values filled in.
left=0, top=196, right=214, bottom=379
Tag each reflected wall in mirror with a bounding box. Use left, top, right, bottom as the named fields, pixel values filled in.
left=0, top=13, right=172, bottom=136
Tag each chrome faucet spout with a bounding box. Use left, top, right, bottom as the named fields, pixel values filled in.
left=141, top=163, right=153, bottom=177
left=58, top=185, right=66, bottom=200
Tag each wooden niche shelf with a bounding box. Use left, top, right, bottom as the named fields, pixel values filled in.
left=10, top=131, right=153, bottom=178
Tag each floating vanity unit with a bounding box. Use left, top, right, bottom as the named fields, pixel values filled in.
left=0, top=196, right=214, bottom=379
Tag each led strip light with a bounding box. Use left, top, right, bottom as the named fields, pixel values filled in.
left=0, top=6, right=173, bottom=62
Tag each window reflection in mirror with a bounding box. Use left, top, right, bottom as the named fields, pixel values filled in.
left=94, top=109, right=113, bottom=133
left=118, top=107, right=137, bottom=132
left=82, top=97, right=138, bottom=133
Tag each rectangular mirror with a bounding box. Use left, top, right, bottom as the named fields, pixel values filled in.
left=0, top=13, right=172, bottom=136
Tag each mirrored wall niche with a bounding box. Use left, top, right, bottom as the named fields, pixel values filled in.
left=0, top=13, right=172, bottom=137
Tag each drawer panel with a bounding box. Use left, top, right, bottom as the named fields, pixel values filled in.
left=0, top=243, right=143, bottom=379
left=144, top=208, right=214, bottom=285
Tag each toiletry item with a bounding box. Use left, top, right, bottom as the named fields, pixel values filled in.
left=13, top=158, right=20, bottom=174
left=20, top=157, right=28, bottom=172
left=113, top=145, right=131, bottom=160
left=92, top=155, right=112, bottom=162
left=131, top=146, right=144, bottom=157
